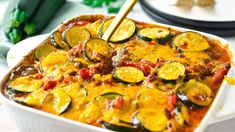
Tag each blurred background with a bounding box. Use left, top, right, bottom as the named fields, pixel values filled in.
left=0, top=0, right=235, bottom=132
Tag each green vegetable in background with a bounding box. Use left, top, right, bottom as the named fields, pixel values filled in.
left=83, top=0, right=125, bottom=13
left=10, top=8, right=27, bottom=28
left=108, top=0, right=126, bottom=13
left=8, top=28, right=23, bottom=44
left=24, top=0, right=66, bottom=36
left=3, top=0, right=65, bottom=44
left=10, top=0, right=41, bottom=28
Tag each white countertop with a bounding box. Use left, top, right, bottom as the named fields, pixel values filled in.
left=1, top=1, right=235, bottom=132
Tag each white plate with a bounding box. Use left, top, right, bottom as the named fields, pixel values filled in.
left=145, top=0, right=235, bottom=22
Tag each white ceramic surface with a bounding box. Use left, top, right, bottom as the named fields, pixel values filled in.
left=7, top=34, right=49, bottom=68
left=145, top=0, right=235, bottom=22
left=2, top=15, right=235, bottom=132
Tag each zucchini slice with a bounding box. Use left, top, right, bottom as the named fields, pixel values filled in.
left=102, top=121, right=134, bottom=132
left=172, top=31, right=209, bottom=51
left=50, top=90, right=71, bottom=114
left=174, top=105, right=190, bottom=125
left=24, top=89, right=48, bottom=107
left=63, top=27, right=91, bottom=47
left=113, top=66, right=145, bottom=84
left=135, top=108, right=168, bottom=131
left=50, top=31, right=70, bottom=50
left=138, top=27, right=172, bottom=44
left=11, top=65, right=39, bottom=79
left=158, top=62, right=185, bottom=80
left=84, top=38, right=113, bottom=62
left=35, top=43, right=57, bottom=60
left=178, top=79, right=214, bottom=106
left=9, top=76, right=43, bottom=93
left=100, top=18, right=136, bottom=43
left=100, top=92, right=123, bottom=100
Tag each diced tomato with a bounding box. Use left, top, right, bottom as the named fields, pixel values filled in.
left=110, top=96, right=124, bottom=109
left=148, top=41, right=156, bottom=45
left=167, top=94, right=177, bottom=111
left=137, top=64, right=151, bottom=76
left=35, top=73, right=43, bottom=79
left=79, top=68, right=92, bottom=79
left=142, top=60, right=156, bottom=68
left=212, top=68, right=228, bottom=84
left=42, top=77, right=57, bottom=91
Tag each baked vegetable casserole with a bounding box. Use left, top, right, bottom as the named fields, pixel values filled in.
left=2, top=15, right=231, bottom=132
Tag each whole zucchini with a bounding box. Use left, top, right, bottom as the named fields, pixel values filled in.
left=24, top=0, right=66, bottom=36
left=3, top=0, right=24, bottom=43
left=11, top=0, right=41, bottom=27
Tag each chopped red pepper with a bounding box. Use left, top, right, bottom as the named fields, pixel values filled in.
left=42, top=77, right=57, bottom=91
left=167, top=94, right=177, bottom=111
left=110, top=96, right=124, bottom=109
left=79, top=68, right=92, bottom=79
left=148, top=41, right=156, bottom=45
left=137, top=64, right=151, bottom=76
left=35, top=73, right=43, bottom=79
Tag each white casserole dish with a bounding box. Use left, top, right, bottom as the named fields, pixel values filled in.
left=1, top=14, right=235, bottom=132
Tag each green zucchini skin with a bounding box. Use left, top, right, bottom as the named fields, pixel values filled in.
left=100, top=92, right=123, bottom=100
left=50, top=31, right=61, bottom=48
left=137, top=33, right=152, bottom=42
left=3, top=0, right=41, bottom=43
left=102, top=121, right=135, bottom=132
left=51, top=91, right=72, bottom=114
left=174, top=105, right=190, bottom=125
left=137, top=33, right=173, bottom=44
left=177, top=79, right=213, bottom=108
left=50, top=31, right=70, bottom=50
left=62, top=27, right=91, bottom=48
left=158, top=33, right=173, bottom=44
left=24, top=0, right=66, bottom=35
left=177, top=92, right=195, bottom=109
left=10, top=65, right=39, bottom=79
left=3, top=0, right=21, bottom=43
left=14, top=0, right=41, bottom=27
left=137, top=28, right=172, bottom=44
left=18, top=0, right=41, bottom=17
left=7, top=87, right=23, bottom=94
left=5, top=0, right=40, bottom=28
